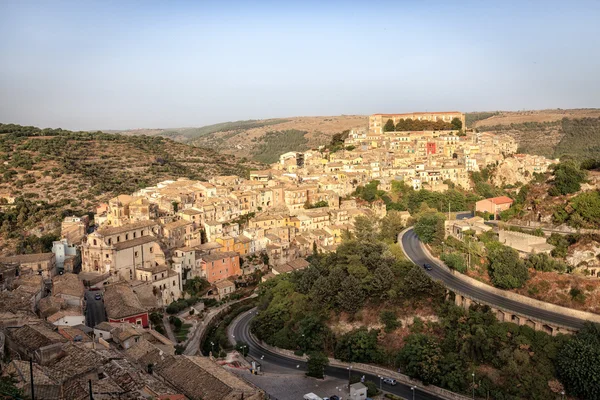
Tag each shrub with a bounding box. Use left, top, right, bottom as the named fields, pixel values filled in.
left=380, top=310, right=401, bottom=333
left=440, top=252, right=467, bottom=273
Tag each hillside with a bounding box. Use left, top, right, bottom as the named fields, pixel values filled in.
left=0, top=123, right=262, bottom=254
left=469, top=109, right=600, bottom=158
left=116, top=115, right=367, bottom=162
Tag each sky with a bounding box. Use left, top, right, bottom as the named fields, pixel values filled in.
left=0, top=0, right=599, bottom=131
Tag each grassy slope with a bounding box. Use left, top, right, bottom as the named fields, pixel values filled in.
left=470, top=109, right=600, bottom=158
left=0, top=123, right=263, bottom=252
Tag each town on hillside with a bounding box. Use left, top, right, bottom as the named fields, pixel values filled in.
left=0, top=111, right=564, bottom=399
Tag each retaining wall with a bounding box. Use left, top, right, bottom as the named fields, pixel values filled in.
left=399, top=228, right=600, bottom=325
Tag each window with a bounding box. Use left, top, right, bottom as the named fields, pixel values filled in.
left=133, top=232, right=136, bottom=238
left=106, top=254, right=109, bottom=259
left=107, top=238, right=111, bottom=245
left=140, top=230, right=144, bottom=236
left=117, top=236, right=121, bottom=243
left=173, top=280, right=175, bottom=286
left=134, top=251, right=139, bottom=257
left=93, top=239, right=97, bottom=246
left=149, top=247, right=153, bottom=253
left=162, top=273, right=164, bottom=278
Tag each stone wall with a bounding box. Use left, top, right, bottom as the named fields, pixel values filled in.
left=398, top=228, right=600, bottom=325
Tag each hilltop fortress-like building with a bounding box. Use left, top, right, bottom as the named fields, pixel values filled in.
left=369, top=111, right=466, bottom=134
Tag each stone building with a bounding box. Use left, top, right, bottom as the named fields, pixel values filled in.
left=0, top=253, right=56, bottom=279
left=369, top=112, right=466, bottom=134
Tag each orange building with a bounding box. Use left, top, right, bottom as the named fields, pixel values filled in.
left=201, top=251, right=241, bottom=283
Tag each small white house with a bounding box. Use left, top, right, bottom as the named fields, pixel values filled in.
left=350, top=382, right=368, bottom=400
left=47, top=309, right=85, bottom=327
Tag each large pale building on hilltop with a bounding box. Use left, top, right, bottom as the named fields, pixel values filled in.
left=369, top=112, right=466, bottom=134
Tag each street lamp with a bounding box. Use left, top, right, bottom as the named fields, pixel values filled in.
left=472, top=372, right=475, bottom=400
left=377, top=375, right=382, bottom=390
left=561, top=390, right=565, bottom=400
left=210, top=341, right=215, bottom=354
left=347, top=366, right=352, bottom=389
left=411, top=385, right=416, bottom=400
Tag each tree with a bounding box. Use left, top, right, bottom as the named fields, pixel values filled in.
left=379, top=210, right=405, bottom=243
left=383, top=119, right=395, bottom=132
left=548, top=161, right=586, bottom=196
left=557, top=322, right=600, bottom=399
left=487, top=244, right=529, bottom=289
left=451, top=117, right=463, bottom=130
left=440, top=253, right=467, bottom=273
left=306, top=351, right=329, bottom=379
left=414, top=212, right=445, bottom=245
left=396, top=333, right=442, bottom=384
left=380, top=310, right=400, bottom=333
left=353, top=215, right=379, bottom=243
left=334, top=327, right=380, bottom=363
left=336, top=274, right=365, bottom=314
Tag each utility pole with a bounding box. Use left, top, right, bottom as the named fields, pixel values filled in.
left=29, top=358, right=35, bottom=400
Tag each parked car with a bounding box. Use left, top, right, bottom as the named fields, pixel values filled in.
left=328, top=396, right=341, bottom=400
left=94, top=293, right=102, bottom=300
left=423, top=263, right=433, bottom=271
left=383, top=377, right=397, bottom=385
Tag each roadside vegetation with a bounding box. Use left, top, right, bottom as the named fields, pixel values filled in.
left=253, top=215, right=598, bottom=399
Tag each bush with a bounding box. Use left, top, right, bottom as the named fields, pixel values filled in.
left=380, top=310, right=401, bottom=333
left=365, top=380, right=378, bottom=397
left=440, top=252, right=467, bottom=273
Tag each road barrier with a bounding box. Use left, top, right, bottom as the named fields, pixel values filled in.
left=399, top=227, right=600, bottom=327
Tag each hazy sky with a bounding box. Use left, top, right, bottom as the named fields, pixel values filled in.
left=1, top=1, right=599, bottom=131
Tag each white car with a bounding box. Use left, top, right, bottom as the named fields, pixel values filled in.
left=383, top=377, right=397, bottom=385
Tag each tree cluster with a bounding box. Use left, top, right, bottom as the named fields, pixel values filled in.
left=548, top=161, right=587, bottom=196
left=383, top=118, right=463, bottom=132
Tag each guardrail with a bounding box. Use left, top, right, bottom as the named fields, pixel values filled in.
left=250, top=330, right=471, bottom=400
left=398, top=227, right=600, bottom=328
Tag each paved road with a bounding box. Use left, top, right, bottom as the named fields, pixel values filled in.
left=231, top=310, right=442, bottom=400
left=401, top=228, right=588, bottom=330
left=85, top=290, right=106, bottom=328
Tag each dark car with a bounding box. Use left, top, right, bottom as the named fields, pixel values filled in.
left=94, top=293, right=102, bottom=300
left=328, top=396, right=341, bottom=400
left=423, top=263, right=433, bottom=271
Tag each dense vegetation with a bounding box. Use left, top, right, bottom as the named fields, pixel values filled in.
left=161, top=119, right=291, bottom=140
left=253, top=215, right=596, bottom=399
left=553, top=190, right=600, bottom=228
left=355, top=180, right=484, bottom=215
left=252, top=129, right=309, bottom=163
left=554, top=117, right=600, bottom=160
left=548, top=161, right=587, bottom=196
left=465, top=112, right=499, bottom=128
left=383, top=118, right=462, bottom=132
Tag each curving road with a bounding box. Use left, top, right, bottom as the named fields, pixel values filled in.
left=230, top=309, right=444, bottom=400
left=401, top=228, right=587, bottom=330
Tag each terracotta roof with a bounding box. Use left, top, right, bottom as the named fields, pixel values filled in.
left=155, top=355, right=261, bottom=400
left=113, top=235, right=158, bottom=251
left=287, top=259, right=310, bottom=270
left=487, top=196, right=514, bottom=205
left=163, top=219, right=193, bottom=230
left=0, top=253, right=54, bottom=264
left=97, top=220, right=157, bottom=237
left=52, top=273, right=84, bottom=299
left=104, top=284, right=147, bottom=319
left=202, top=251, right=238, bottom=263
left=6, top=322, right=67, bottom=353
